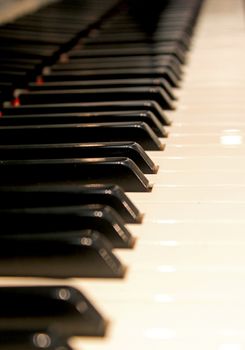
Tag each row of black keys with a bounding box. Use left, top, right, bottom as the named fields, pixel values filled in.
left=0, top=0, right=199, bottom=100
left=0, top=0, right=203, bottom=349
left=0, top=0, right=119, bottom=99
left=0, top=1, right=128, bottom=347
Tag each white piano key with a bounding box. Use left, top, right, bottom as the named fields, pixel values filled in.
left=130, top=221, right=245, bottom=242
left=145, top=156, right=245, bottom=172
left=171, top=113, right=245, bottom=123
left=129, top=201, right=245, bottom=222
left=70, top=302, right=245, bottom=350
left=166, top=123, right=245, bottom=134
left=164, top=134, right=245, bottom=145
left=146, top=171, right=245, bottom=187
left=127, top=186, right=245, bottom=203
left=152, top=144, right=245, bottom=157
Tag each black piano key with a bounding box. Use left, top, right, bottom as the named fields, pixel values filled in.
left=9, top=21, right=85, bottom=35
left=0, top=204, right=135, bottom=249
left=85, top=37, right=189, bottom=50
left=81, top=30, right=190, bottom=50
left=17, top=87, right=174, bottom=110
left=0, top=57, right=43, bottom=66
left=0, top=59, right=43, bottom=81
left=58, top=54, right=182, bottom=67
left=75, top=42, right=185, bottom=60
left=0, top=111, right=166, bottom=137
left=50, top=58, right=182, bottom=81
left=0, top=285, right=108, bottom=336
left=0, top=158, right=152, bottom=192
left=97, top=16, right=190, bottom=26
left=0, top=230, right=125, bottom=278
left=0, top=70, right=28, bottom=84
left=0, top=183, right=142, bottom=223
left=2, top=100, right=170, bottom=125
left=0, top=62, right=38, bottom=71
left=0, top=122, right=164, bottom=151
left=103, top=13, right=195, bottom=31
left=26, top=9, right=111, bottom=22
left=53, top=52, right=176, bottom=65
left=0, top=29, right=72, bottom=46
left=52, top=53, right=181, bottom=70
left=102, top=20, right=191, bottom=32
left=5, top=21, right=80, bottom=35
left=0, top=141, right=158, bottom=174
left=0, top=330, right=72, bottom=350
left=0, top=45, right=60, bottom=61
left=0, top=81, right=14, bottom=90
left=44, top=67, right=180, bottom=88
left=29, top=78, right=176, bottom=103
left=57, top=54, right=182, bottom=76
left=68, top=44, right=185, bottom=64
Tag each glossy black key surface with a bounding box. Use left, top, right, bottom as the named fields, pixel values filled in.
left=0, top=111, right=166, bottom=136
left=44, top=67, right=179, bottom=88
left=0, top=204, right=135, bottom=249
left=0, top=158, right=152, bottom=192
left=72, top=43, right=185, bottom=62
left=0, top=285, right=108, bottom=336
left=0, top=122, right=164, bottom=150
left=56, top=54, right=182, bottom=76
left=0, top=57, right=43, bottom=66
left=4, top=21, right=81, bottom=35
left=0, top=29, right=71, bottom=46
left=50, top=58, right=182, bottom=81
left=0, top=62, right=38, bottom=72
left=29, top=78, right=176, bottom=103
left=2, top=100, right=169, bottom=125
left=52, top=54, right=182, bottom=72
left=18, top=87, right=174, bottom=110
left=0, top=82, right=13, bottom=91
left=0, top=330, right=72, bottom=350
left=0, top=184, right=142, bottom=223
left=57, top=54, right=182, bottom=67
left=68, top=44, right=185, bottom=64
left=102, top=19, right=191, bottom=32
left=0, top=141, right=158, bottom=174
left=81, top=30, right=190, bottom=49
left=0, top=230, right=125, bottom=278
left=0, top=45, right=60, bottom=60
left=0, top=70, right=27, bottom=84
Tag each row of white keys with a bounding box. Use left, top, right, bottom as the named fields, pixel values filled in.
left=70, top=0, right=245, bottom=349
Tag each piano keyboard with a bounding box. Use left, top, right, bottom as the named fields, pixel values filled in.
left=1, top=0, right=245, bottom=349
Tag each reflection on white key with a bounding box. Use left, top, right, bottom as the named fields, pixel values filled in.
left=159, top=144, right=245, bottom=157
left=147, top=171, right=245, bottom=186
left=146, top=156, right=245, bottom=172
left=75, top=0, right=245, bottom=348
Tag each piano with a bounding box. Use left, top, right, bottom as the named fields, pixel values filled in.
left=1, top=0, right=245, bottom=349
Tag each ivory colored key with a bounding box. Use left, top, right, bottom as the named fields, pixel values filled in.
left=69, top=1, right=245, bottom=349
